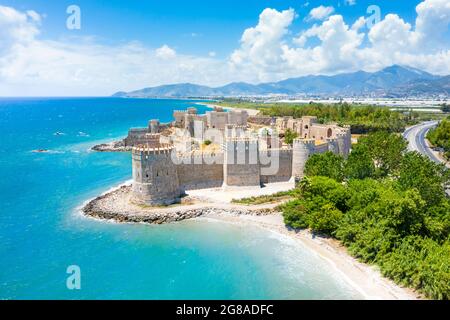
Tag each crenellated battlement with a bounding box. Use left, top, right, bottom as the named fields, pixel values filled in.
left=293, top=138, right=315, bottom=145
left=132, top=144, right=174, bottom=156
left=225, top=137, right=258, bottom=143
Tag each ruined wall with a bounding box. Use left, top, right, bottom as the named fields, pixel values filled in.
left=176, top=154, right=224, bottom=191
left=248, top=115, right=272, bottom=126
left=227, top=110, right=248, bottom=126
left=148, top=120, right=160, bottom=134
left=309, top=125, right=334, bottom=140
left=124, top=129, right=161, bottom=147
left=173, top=111, right=187, bottom=127
left=260, top=149, right=293, bottom=184
left=207, top=111, right=228, bottom=130
left=223, top=138, right=260, bottom=187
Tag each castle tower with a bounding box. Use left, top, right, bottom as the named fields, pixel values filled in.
left=292, top=139, right=316, bottom=180
left=336, top=132, right=349, bottom=158
left=131, top=145, right=181, bottom=205
left=148, top=119, right=160, bottom=134
left=223, top=137, right=260, bottom=188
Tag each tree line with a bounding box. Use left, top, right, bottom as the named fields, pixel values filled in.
left=261, top=103, right=420, bottom=133
left=281, top=131, right=450, bottom=299
left=427, top=117, right=450, bottom=160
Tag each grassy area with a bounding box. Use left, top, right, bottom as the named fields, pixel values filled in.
left=231, top=189, right=299, bottom=205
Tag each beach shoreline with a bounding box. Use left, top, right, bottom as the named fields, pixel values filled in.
left=80, top=181, right=421, bottom=300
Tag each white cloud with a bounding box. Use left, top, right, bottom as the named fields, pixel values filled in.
left=0, top=1, right=450, bottom=96
left=155, top=44, right=176, bottom=59
left=307, top=5, right=335, bottom=21
left=231, top=0, right=450, bottom=81
left=26, top=10, right=41, bottom=23
left=0, top=6, right=40, bottom=53
left=208, top=51, right=216, bottom=57
left=229, top=8, right=295, bottom=82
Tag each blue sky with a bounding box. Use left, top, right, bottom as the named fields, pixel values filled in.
left=0, top=0, right=448, bottom=96
left=1, top=0, right=425, bottom=57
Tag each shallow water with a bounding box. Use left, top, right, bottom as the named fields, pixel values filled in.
left=0, top=98, right=363, bottom=299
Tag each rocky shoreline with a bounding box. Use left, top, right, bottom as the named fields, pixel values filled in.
left=91, top=140, right=131, bottom=152
left=82, top=185, right=278, bottom=224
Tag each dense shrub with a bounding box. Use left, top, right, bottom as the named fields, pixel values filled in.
left=282, top=131, right=450, bottom=299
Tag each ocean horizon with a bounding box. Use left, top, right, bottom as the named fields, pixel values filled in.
left=0, top=97, right=363, bottom=299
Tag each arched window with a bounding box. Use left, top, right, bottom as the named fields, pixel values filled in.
left=327, top=128, right=332, bottom=138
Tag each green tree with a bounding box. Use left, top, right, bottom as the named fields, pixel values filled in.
left=398, top=151, right=450, bottom=207
left=344, top=144, right=376, bottom=180
left=427, top=117, right=450, bottom=159
left=357, top=131, right=407, bottom=176
left=309, top=204, right=343, bottom=235
left=304, top=152, right=345, bottom=182
left=283, top=128, right=298, bottom=145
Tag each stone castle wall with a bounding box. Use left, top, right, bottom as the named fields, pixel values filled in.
left=223, top=138, right=260, bottom=188
left=176, top=154, right=224, bottom=191
left=124, top=129, right=160, bottom=147
left=260, top=149, right=293, bottom=184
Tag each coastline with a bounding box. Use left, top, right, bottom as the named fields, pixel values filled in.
left=196, top=102, right=261, bottom=116
left=198, top=213, right=420, bottom=300
left=80, top=181, right=421, bottom=300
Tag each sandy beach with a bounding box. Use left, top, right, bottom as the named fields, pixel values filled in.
left=81, top=180, right=420, bottom=300
left=198, top=212, right=420, bottom=300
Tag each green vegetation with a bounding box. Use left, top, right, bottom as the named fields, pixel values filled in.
left=281, top=131, right=450, bottom=299
left=217, top=100, right=420, bottom=133
left=304, top=152, right=345, bottom=182
left=427, top=117, right=450, bottom=160
left=283, top=128, right=298, bottom=145
left=231, top=189, right=299, bottom=205
left=203, top=139, right=212, bottom=146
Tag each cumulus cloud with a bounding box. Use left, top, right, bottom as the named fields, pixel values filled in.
left=155, top=44, right=177, bottom=59
left=0, top=6, right=40, bottom=52
left=307, top=5, right=335, bottom=21
left=231, top=0, right=450, bottom=80
left=0, top=0, right=450, bottom=96
left=229, top=8, right=295, bottom=82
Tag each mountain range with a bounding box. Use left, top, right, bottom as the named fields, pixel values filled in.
left=113, top=65, right=450, bottom=98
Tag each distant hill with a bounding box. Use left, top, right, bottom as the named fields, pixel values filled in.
left=113, top=65, right=448, bottom=98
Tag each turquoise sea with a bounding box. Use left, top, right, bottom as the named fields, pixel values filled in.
left=0, top=98, right=363, bottom=299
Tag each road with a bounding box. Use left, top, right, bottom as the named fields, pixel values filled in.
left=403, top=121, right=443, bottom=164
left=403, top=121, right=449, bottom=196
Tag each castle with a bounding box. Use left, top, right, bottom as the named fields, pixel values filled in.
left=128, top=106, right=351, bottom=205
